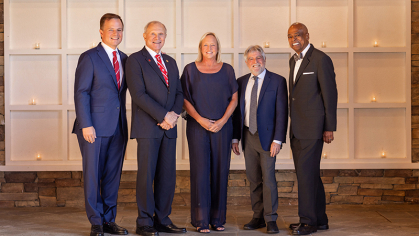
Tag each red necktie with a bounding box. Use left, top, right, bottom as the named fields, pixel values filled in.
left=155, top=54, right=169, bottom=86
left=112, top=51, right=120, bottom=90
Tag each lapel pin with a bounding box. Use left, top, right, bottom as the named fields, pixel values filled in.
left=148, top=59, right=151, bottom=62
left=166, top=60, right=169, bottom=62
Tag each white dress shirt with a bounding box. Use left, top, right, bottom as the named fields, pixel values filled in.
left=101, top=42, right=124, bottom=88
left=145, top=45, right=168, bottom=71
left=293, top=44, right=311, bottom=82
left=233, top=69, right=281, bottom=146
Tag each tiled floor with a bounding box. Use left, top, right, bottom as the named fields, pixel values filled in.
left=1, top=205, right=419, bottom=235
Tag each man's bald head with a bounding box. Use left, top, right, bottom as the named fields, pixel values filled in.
left=288, top=22, right=310, bottom=54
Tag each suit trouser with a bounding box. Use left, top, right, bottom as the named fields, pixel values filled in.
left=77, top=120, right=125, bottom=226
left=290, top=137, right=328, bottom=226
left=243, top=128, right=278, bottom=222
left=187, top=117, right=232, bottom=228
left=136, top=135, right=176, bottom=227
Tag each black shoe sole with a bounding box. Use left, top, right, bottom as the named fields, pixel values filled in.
left=292, top=229, right=317, bottom=235
left=290, top=224, right=329, bottom=230
left=135, top=230, right=159, bottom=236
left=317, top=225, right=329, bottom=230
left=243, top=223, right=266, bottom=230
left=103, top=230, right=128, bottom=235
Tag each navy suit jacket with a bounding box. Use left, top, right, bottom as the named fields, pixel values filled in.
left=289, top=44, right=337, bottom=139
left=72, top=43, right=128, bottom=137
left=233, top=69, right=288, bottom=151
left=125, top=47, right=183, bottom=139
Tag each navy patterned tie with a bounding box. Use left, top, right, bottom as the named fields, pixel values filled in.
left=249, top=76, right=258, bottom=134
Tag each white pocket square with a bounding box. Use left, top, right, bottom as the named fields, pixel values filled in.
left=303, top=72, right=314, bottom=75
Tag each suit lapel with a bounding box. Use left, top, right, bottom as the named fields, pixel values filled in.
left=258, top=70, right=271, bottom=106
left=141, top=47, right=168, bottom=88
left=119, top=52, right=127, bottom=92
left=289, top=59, right=295, bottom=93
left=97, top=44, right=118, bottom=89
left=294, top=44, right=314, bottom=86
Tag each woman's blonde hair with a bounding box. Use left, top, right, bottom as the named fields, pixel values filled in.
left=196, top=32, right=222, bottom=63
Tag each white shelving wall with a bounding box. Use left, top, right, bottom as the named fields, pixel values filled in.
left=1, top=0, right=414, bottom=171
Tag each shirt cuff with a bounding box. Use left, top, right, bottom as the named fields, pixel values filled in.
left=273, top=140, right=282, bottom=145
left=232, top=139, right=239, bottom=144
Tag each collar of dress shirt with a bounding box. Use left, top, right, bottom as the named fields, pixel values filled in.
left=145, top=45, right=161, bottom=59
left=249, top=69, right=267, bottom=81
left=298, top=43, right=311, bottom=58
left=101, top=42, right=119, bottom=60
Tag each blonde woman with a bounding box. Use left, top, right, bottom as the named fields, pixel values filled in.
left=181, top=32, right=238, bottom=233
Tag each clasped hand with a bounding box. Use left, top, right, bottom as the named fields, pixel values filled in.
left=158, top=111, right=180, bottom=130
left=198, top=117, right=225, bottom=133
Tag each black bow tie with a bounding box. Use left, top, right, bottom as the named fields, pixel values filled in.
left=293, top=53, right=303, bottom=62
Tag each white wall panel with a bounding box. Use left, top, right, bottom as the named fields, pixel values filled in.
left=10, top=55, right=62, bottom=105
left=239, top=0, right=290, bottom=48
left=354, top=0, right=406, bottom=47
left=10, top=0, right=61, bottom=49
left=182, top=0, right=233, bottom=48
left=11, top=111, right=63, bottom=161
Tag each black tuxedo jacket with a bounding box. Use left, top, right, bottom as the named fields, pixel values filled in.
left=289, top=44, right=337, bottom=139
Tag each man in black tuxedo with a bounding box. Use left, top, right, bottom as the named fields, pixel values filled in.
left=287, top=23, right=337, bottom=235
left=125, top=21, right=185, bottom=236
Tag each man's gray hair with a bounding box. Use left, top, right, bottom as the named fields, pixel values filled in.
left=144, top=21, right=167, bottom=34
left=244, top=45, right=266, bottom=61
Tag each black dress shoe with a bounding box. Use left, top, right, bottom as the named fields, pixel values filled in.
left=292, top=223, right=317, bottom=235
left=154, top=223, right=186, bottom=233
left=243, top=218, right=266, bottom=230
left=136, top=225, right=159, bottom=236
left=289, top=222, right=329, bottom=230
left=90, top=225, right=104, bottom=236
left=266, top=221, right=279, bottom=234
left=103, top=222, right=128, bottom=235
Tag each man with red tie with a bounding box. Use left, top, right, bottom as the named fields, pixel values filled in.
left=73, top=13, right=128, bottom=236
left=125, top=21, right=185, bottom=236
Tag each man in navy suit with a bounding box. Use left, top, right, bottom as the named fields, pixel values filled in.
left=287, top=22, right=337, bottom=235
left=125, top=21, right=185, bottom=236
left=73, top=13, right=128, bottom=236
left=232, top=45, right=288, bottom=234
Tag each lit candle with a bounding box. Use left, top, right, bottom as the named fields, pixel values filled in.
left=35, top=43, right=40, bottom=49
left=371, top=96, right=376, bottom=102
left=263, top=42, right=270, bottom=48
left=381, top=151, right=386, bottom=158
left=36, top=154, right=41, bottom=161
left=374, top=41, right=378, bottom=47
left=322, top=152, right=327, bottom=159
left=29, top=98, right=36, bottom=105
left=91, top=42, right=96, bottom=48
left=322, top=41, right=326, bottom=48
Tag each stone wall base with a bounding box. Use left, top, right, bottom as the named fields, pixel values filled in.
left=1, top=170, right=419, bottom=207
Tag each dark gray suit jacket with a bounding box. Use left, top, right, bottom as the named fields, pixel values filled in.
left=125, top=47, right=183, bottom=139
left=289, top=44, right=337, bottom=139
